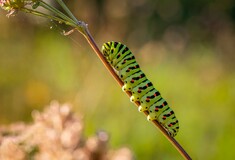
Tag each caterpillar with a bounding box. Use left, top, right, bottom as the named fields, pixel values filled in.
left=102, top=41, right=179, bottom=137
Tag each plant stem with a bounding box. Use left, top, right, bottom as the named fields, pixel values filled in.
left=54, top=0, right=79, bottom=24
left=39, top=1, right=76, bottom=25
left=20, top=7, right=77, bottom=27
left=76, top=23, right=192, bottom=160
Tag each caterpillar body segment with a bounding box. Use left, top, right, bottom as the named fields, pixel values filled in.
left=122, top=71, right=147, bottom=92
left=138, top=89, right=161, bottom=112
left=118, top=62, right=141, bottom=80
left=115, top=54, right=136, bottom=71
left=130, top=80, right=154, bottom=102
left=102, top=41, right=179, bottom=137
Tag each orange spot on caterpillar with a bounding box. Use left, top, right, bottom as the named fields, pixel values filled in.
left=168, top=124, right=173, bottom=127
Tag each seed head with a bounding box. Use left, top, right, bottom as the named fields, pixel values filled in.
left=0, top=0, right=25, bottom=11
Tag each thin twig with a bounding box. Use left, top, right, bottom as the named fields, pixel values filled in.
left=77, top=24, right=192, bottom=160
left=39, top=1, right=76, bottom=25
left=20, top=8, right=76, bottom=27
left=55, top=0, right=79, bottom=24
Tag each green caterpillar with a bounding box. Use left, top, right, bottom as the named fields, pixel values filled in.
left=102, top=41, right=179, bottom=137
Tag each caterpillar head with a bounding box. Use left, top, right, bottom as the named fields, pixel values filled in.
left=102, top=45, right=109, bottom=57
left=102, top=42, right=114, bottom=58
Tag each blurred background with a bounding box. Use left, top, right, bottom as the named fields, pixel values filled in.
left=1, top=0, right=235, bottom=159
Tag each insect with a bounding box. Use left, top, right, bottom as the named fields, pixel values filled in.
left=102, top=41, right=179, bottom=137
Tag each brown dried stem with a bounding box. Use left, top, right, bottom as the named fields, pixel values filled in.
left=76, top=24, right=192, bottom=160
